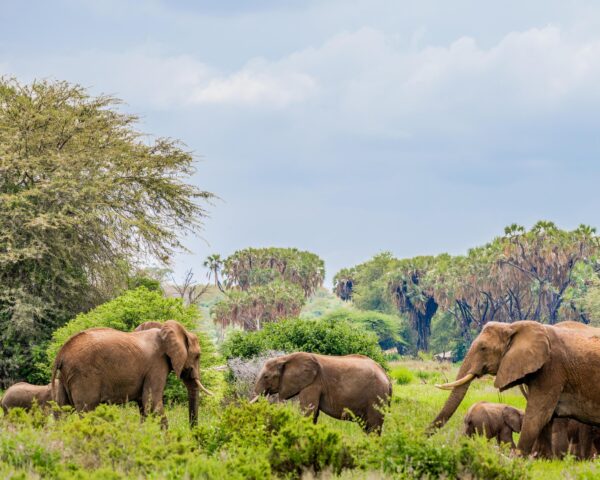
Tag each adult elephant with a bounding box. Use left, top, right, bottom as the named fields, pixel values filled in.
left=52, top=320, right=212, bottom=426
left=429, top=320, right=600, bottom=455
left=251, top=352, right=391, bottom=433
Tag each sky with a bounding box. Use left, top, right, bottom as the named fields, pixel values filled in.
left=2, top=0, right=600, bottom=285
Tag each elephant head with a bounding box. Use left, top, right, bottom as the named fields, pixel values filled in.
left=158, top=320, right=212, bottom=424
left=503, top=406, right=524, bottom=433
left=431, top=320, right=550, bottom=430
left=250, top=352, right=320, bottom=402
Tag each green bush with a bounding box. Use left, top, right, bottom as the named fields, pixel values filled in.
left=195, top=400, right=354, bottom=478
left=221, top=316, right=386, bottom=366
left=389, top=366, right=414, bottom=385
left=320, top=309, right=411, bottom=352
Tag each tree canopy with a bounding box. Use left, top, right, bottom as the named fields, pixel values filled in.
left=0, top=78, right=213, bottom=385
left=334, top=221, right=600, bottom=353
left=222, top=247, right=325, bottom=297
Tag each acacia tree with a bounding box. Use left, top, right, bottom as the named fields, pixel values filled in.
left=0, top=78, right=213, bottom=384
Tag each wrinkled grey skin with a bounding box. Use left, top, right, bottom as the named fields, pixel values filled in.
left=1, top=382, right=53, bottom=413
left=464, top=402, right=523, bottom=448
left=52, top=320, right=207, bottom=427
left=254, top=352, right=391, bottom=433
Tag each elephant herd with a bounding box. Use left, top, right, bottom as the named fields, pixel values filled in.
left=5, top=316, right=600, bottom=459
left=432, top=320, right=600, bottom=458
left=1, top=320, right=393, bottom=434
left=2, top=320, right=212, bottom=426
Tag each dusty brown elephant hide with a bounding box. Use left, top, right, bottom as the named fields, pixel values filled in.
left=1, top=382, right=53, bottom=413
left=52, top=320, right=211, bottom=426
left=252, top=352, right=391, bottom=433
left=463, top=401, right=523, bottom=448
left=430, top=320, right=600, bottom=455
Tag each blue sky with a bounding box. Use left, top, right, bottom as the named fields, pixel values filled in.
left=2, top=1, right=600, bottom=284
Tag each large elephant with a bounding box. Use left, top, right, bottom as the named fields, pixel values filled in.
left=1, top=382, right=53, bottom=413
left=463, top=402, right=523, bottom=448
left=430, top=320, right=600, bottom=455
left=52, top=320, right=212, bottom=426
left=251, top=352, right=391, bottom=433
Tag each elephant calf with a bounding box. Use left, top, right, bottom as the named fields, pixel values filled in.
left=1, top=382, right=53, bottom=413
left=464, top=402, right=523, bottom=447
left=251, top=352, right=392, bottom=433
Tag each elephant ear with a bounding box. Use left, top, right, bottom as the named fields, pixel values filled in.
left=278, top=353, right=320, bottom=400
left=159, top=320, right=188, bottom=377
left=495, top=321, right=550, bottom=391
left=503, top=407, right=523, bottom=433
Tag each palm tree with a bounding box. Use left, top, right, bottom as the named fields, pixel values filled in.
left=203, top=254, right=224, bottom=291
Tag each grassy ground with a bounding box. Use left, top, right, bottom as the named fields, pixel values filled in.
left=2, top=360, right=599, bottom=478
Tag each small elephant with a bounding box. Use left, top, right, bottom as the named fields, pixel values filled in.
left=464, top=402, right=523, bottom=447
left=52, top=320, right=212, bottom=427
left=251, top=352, right=391, bottom=433
left=1, top=382, right=53, bottom=413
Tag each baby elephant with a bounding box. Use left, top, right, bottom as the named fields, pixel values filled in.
left=464, top=402, right=523, bottom=447
left=251, top=352, right=391, bottom=433
left=1, top=382, right=54, bottom=413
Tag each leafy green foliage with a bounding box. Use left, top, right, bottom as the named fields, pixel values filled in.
left=0, top=78, right=213, bottom=386
left=213, top=280, right=306, bottom=331
left=223, top=247, right=325, bottom=297
left=319, top=308, right=411, bottom=352
left=221, top=316, right=386, bottom=365
left=335, top=221, right=600, bottom=354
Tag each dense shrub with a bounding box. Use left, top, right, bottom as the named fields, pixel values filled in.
left=195, top=400, right=355, bottom=478
left=221, top=316, right=386, bottom=365
left=320, top=308, right=412, bottom=352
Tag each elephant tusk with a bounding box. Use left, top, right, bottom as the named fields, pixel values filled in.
left=249, top=395, right=260, bottom=404
left=435, top=373, right=475, bottom=390
left=195, top=379, right=214, bottom=396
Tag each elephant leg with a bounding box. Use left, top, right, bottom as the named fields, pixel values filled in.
left=499, top=426, right=515, bottom=448
left=551, top=418, right=570, bottom=458
left=366, top=405, right=385, bottom=434
left=142, top=386, right=167, bottom=429
left=136, top=400, right=146, bottom=422
left=298, top=385, right=321, bottom=424
left=578, top=423, right=593, bottom=459
left=517, top=385, right=561, bottom=456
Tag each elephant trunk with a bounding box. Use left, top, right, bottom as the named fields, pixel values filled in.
left=429, top=360, right=475, bottom=431
left=185, top=381, right=200, bottom=426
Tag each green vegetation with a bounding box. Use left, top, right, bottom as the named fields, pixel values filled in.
left=213, top=281, right=305, bottom=331
left=0, top=78, right=213, bottom=387
left=334, top=222, right=600, bottom=354
left=221, top=316, right=386, bottom=365
left=3, top=360, right=593, bottom=479
left=320, top=308, right=412, bottom=352
left=213, top=248, right=325, bottom=332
